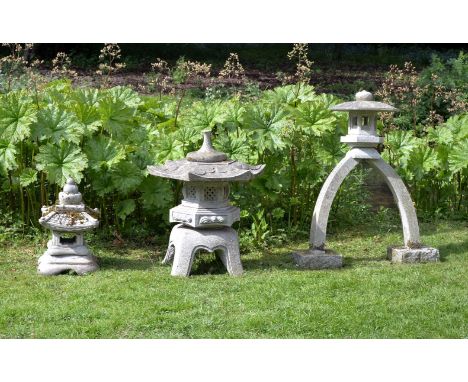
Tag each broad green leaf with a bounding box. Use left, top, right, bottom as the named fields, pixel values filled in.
left=289, top=100, right=336, bottom=136
left=99, top=94, right=136, bottom=139
left=427, top=125, right=453, bottom=146
left=443, top=114, right=468, bottom=140
left=31, top=104, right=84, bottom=144
left=244, top=103, right=287, bottom=153
left=222, top=100, right=245, bottom=133
left=0, top=139, right=17, bottom=175
left=448, top=140, right=468, bottom=173
left=0, top=92, right=36, bottom=143
left=182, top=100, right=224, bottom=131
left=407, top=144, right=437, bottom=181
left=19, top=167, right=38, bottom=187
left=35, top=142, right=88, bottom=186
left=384, top=130, right=417, bottom=165
left=116, top=199, right=136, bottom=221
left=108, top=86, right=142, bottom=108
left=110, top=160, right=144, bottom=195
left=317, top=130, right=347, bottom=166
left=84, top=136, right=126, bottom=171
left=70, top=88, right=102, bottom=135
left=151, top=133, right=184, bottom=162
left=42, top=80, right=73, bottom=105
left=213, top=131, right=252, bottom=162
left=139, top=176, right=172, bottom=211
left=89, top=171, right=114, bottom=197
left=263, top=83, right=316, bottom=106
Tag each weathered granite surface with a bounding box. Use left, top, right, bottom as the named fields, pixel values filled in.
left=38, top=178, right=99, bottom=275
left=149, top=131, right=264, bottom=276
left=296, top=90, right=439, bottom=267
left=163, top=224, right=242, bottom=276
left=37, top=253, right=98, bottom=275
left=387, top=246, right=440, bottom=263
left=292, top=249, right=343, bottom=269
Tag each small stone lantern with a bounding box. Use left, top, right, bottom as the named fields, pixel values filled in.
left=148, top=130, right=265, bottom=276
left=293, top=90, right=439, bottom=268
left=38, top=178, right=100, bottom=275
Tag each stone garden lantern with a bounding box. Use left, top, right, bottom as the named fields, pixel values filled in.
left=148, top=130, right=265, bottom=276
left=38, top=178, right=100, bottom=275
left=293, top=90, right=439, bottom=268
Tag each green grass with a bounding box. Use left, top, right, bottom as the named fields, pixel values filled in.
left=0, top=220, right=467, bottom=339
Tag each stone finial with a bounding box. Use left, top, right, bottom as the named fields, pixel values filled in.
left=59, top=178, right=82, bottom=205
left=187, top=130, right=228, bottom=163
left=355, top=90, right=374, bottom=101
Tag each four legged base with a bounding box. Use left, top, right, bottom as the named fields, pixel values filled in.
left=163, top=224, right=242, bottom=276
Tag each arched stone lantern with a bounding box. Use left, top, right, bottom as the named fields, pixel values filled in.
left=293, top=90, right=439, bottom=268
left=148, top=130, right=265, bottom=276
left=38, top=178, right=100, bottom=275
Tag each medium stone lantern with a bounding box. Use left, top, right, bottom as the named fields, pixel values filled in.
left=148, top=130, right=265, bottom=276
left=293, top=90, right=439, bottom=268
left=38, top=178, right=100, bottom=275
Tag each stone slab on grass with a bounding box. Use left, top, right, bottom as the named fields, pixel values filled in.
left=292, top=249, right=343, bottom=269
left=387, top=246, right=440, bottom=263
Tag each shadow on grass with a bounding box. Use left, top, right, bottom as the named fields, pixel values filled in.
left=343, top=254, right=388, bottom=267
left=99, top=256, right=159, bottom=271
left=242, top=249, right=297, bottom=271
left=436, top=238, right=468, bottom=261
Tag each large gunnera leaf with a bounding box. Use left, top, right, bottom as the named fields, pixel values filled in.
left=0, top=139, right=17, bottom=175
left=31, top=104, right=84, bottom=145
left=110, top=160, right=144, bottom=195
left=448, top=140, right=468, bottom=173
left=69, top=88, right=102, bottom=135
left=116, top=199, right=136, bottom=222
left=35, top=141, right=88, bottom=186
left=84, top=135, right=126, bottom=171
left=0, top=92, right=36, bottom=143
left=19, top=167, right=38, bottom=187
left=244, top=104, right=287, bottom=153
left=407, top=143, right=438, bottom=181
left=139, top=176, right=172, bottom=211
left=384, top=130, right=418, bottom=165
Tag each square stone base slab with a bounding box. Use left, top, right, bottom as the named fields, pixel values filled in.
left=387, top=246, right=440, bottom=263
left=38, top=254, right=99, bottom=275
left=292, top=249, right=343, bottom=269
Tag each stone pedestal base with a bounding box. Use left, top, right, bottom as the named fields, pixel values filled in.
left=292, top=249, right=343, bottom=269
left=37, top=253, right=99, bottom=275
left=163, top=224, right=242, bottom=276
left=387, top=246, right=440, bottom=263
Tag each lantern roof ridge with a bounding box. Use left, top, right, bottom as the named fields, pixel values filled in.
left=330, top=90, right=398, bottom=112
left=148, top=130, right=265, bottom=182
left=38, top=178, right=99, bottom=231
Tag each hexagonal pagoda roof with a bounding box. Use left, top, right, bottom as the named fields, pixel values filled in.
left=148, top=131, right=265, bottom=182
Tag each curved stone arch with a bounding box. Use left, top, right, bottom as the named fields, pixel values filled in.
left=309, top=153, right=421, bottom=250
left=310, top=154, right=360, bottom=249
left=367, top=158, right=420, bottom=247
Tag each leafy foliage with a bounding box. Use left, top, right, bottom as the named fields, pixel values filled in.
left=35, top=141, right=88, bottom=186
left=0, top=76, right=466, bottom=238
left=32, top=104, right=83, bottom=144
left=0, top=91, right=36, bottom=143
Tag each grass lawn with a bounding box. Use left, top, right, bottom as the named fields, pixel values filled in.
left=0, top=220, right=467, bottom=339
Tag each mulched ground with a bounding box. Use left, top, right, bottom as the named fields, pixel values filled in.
left=64, top=64, right=388, bottom=97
